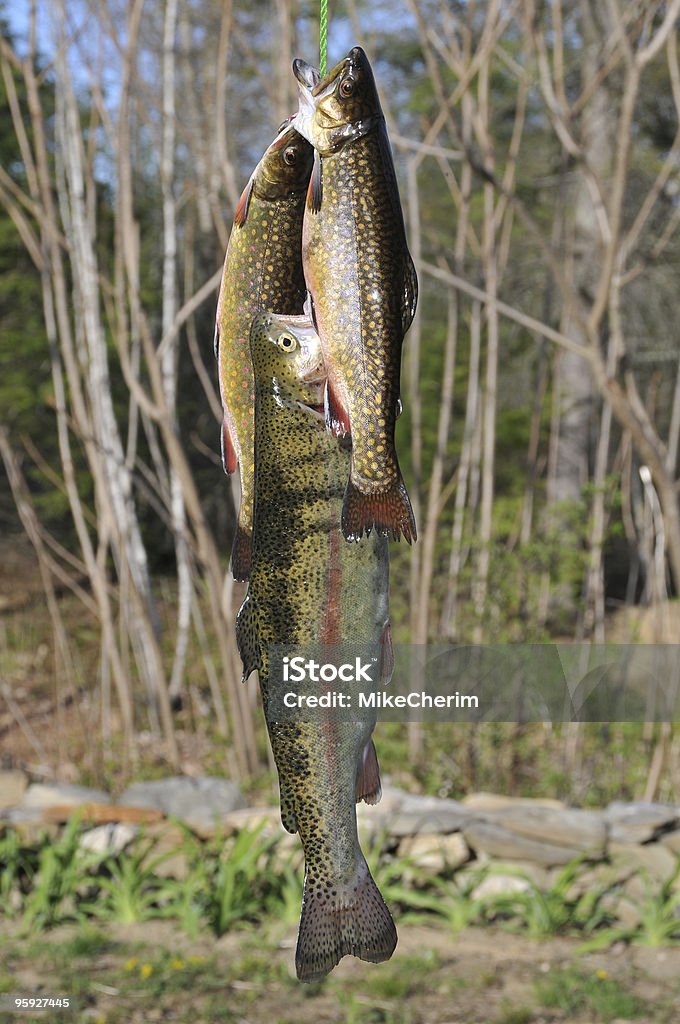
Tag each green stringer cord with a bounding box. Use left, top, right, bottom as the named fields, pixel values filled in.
left=319, top=0, right=328, bottom=77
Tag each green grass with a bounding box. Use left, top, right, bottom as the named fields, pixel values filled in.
left=535, top=965, right=646, bottom=1021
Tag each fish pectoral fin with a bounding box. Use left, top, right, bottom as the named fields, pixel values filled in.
left=234, top=174, right=255, bottom=227
left=306, top=150, right=323, bottom=214
left=295, top=859, right=397, bottom=982
left=355, top=739, right=382, bottom=805
left=213, top=320, right=220, bottom=360
left=401, top=254, right=418, bottom=334
left=221, top=415, right=238, bottom=475
left=324, top=379, right=351, bottom=439
left=230, top=524, right=252, bottom=582
left=235, top=595, right=260, bottom=681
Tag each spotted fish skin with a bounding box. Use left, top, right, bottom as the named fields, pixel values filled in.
left=293, top=46, right=418, bottom=543
left=215, top=128, right=314, bottom=580
left=236, top=311, right=396, bottom=982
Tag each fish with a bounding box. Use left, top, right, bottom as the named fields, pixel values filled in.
left=236, top=310, right=396, bottom=982
left=214, top=127, right=314, bottom=580
left=292, top=46, right=418, bottom=544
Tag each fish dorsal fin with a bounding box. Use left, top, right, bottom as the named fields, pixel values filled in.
left=234, top=174, right=255, bottom=227
left=235, top=595, right=261, bottom=681
left=401, top=254, right=418, bottom=334
left=355, top=739, right=382, bottom=805
left=306, top=150, right=323, bottom=214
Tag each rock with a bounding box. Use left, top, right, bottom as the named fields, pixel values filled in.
left=605, top=801, right=679, bottom=844
left=463, top=821, right=591, bottom=867
left=374, top=792, right=473, bottom=838
left=19, top=783, right=112, bottom=809
left=462, top=792, right=566, bottom=811
left=398, top=832, right=470, bottom=871
left=471, top=873, right=533, bottom=901
left=609, top=841, right=679, bottom=882
left=119, top=776, right=245, bottom=838
left=476, top=805, right=606, bottom=854
left=20, top=783, right=112, bottom=809
left=0, top=769, right=28, bottom=809
left=659, top=830, right=680, bottom=855
left=0, top=806, right=59, bottom=843
left=476, top=858, right=552, bottom=888
left=42, top=803, right=163, bottom=825
left=79, top=823, right=138, bottom=856
left=139, top=821, right=190, bottom=880
left=600, top=893, right=641, bottom=931
left=221, top=805, right=284, bottom=835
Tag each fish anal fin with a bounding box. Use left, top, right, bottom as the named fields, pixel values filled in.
left=234, top=175, right=254, bottom=227
left=356, top=739, right=382, bottom=805
left=221, top=416, right=238, bottom=475
left=324, top=379, right=351, bottom=439
left=230, top=524, right=252, bottom=582
left=306, top=150, right=322, bottom=214
left=279, top=781, right=298, bottom=834
left=379, top=621, right=394, bottom=685
left=235, top=595, right=260, bottom=681
left=296, top=858, right=397, bottom=982
left=341, top=476, right=417, bottom=544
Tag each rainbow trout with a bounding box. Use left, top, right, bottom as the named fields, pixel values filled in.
left=292, top=46, right=418, bottom=544
left=236, top=311, right=396, bottom=982
left=214, top=127, right=314, bottom=579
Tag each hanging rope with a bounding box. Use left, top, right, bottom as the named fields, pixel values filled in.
left=319, top=0, right=328, bottom=77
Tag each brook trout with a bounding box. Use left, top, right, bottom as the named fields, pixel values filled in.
left=292, top=46, right=418, bottom=544
left=236, top=311, right=396, bottom=981
left=214, top=127, right=314, bottom=579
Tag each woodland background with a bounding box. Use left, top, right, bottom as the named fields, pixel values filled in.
left=1, top=0, right=680, bottom=803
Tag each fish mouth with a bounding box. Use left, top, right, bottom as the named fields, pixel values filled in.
left=292, top=59, right=320, bottom=90
left=296, top=379, right=326, bottom=422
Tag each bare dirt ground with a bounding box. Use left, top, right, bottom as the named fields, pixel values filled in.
left=1, top=918, right=677, bottom=1024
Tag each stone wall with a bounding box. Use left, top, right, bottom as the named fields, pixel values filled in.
left=1, top=771, right=679, bottom=923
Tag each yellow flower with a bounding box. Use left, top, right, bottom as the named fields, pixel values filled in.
left=187, top=955, right=205, bottom=965
left=139, top=963, right=153, bottom=980
left=595, top=968, right=609, bottom=981
left=170, top=958, right=185, bottom=971
left=123, top=958, right=138, bottom=972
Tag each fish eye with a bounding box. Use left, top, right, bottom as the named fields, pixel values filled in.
left=339, top=76, right=354, bottom=98
left=283, top=146, right=297, bottom=166
left=277, top=331, right=298, bottom=352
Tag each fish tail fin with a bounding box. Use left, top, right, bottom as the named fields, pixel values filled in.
left=341, top=475, right=417, bottom=544
left=295, top=858, right=397, bottom=982
left=230, top=523, right=252, bottom=582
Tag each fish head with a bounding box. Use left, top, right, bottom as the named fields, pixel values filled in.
left=293, top=46, right=382, bottom=150
left=254, top=127, right=315, bottom=202
left=250, top=311, right=326, bottom=422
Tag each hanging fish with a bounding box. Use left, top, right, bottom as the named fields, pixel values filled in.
left=292, top=46, right=418, bottom=543
left=236, top=311, right=396, bottom=982
left=214, top=126, right=314, bottom=580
